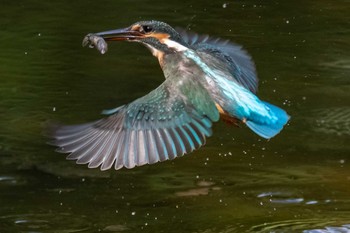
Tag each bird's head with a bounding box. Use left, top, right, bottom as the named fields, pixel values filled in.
left=96, top=20, right=188, bottom=62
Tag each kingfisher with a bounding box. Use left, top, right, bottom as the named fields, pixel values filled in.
left=49, top=20, right=290, bottom=170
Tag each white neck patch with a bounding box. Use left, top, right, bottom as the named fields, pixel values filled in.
left=161, top=38, right=188, bottom=52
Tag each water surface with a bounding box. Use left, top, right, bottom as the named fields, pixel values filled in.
left=0, top=0, right=349, bottom=232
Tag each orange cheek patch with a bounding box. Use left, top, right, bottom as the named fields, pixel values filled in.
left=145, top=32, right=170, bottom=41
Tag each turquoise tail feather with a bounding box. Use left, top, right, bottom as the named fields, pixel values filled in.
left=246, top=101, right=290, bottom=139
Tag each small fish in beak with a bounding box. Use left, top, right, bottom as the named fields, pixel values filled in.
left=82, top=33, right=108, bottom=54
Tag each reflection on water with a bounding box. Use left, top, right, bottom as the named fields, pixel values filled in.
left=0, top=0, right=349, bottom=232
left=175, top=180, right=221, bottom=197
left=304, top=225, right=350, bottom=233
left=0, top=213, right=90, bottom=233
left=321, top=59, right=350, bottom=70
left=257, top=191, right=305, bottom=204
left=251, top=219, right=350, bottom=233
left=312, top=107, right=350, bottom=136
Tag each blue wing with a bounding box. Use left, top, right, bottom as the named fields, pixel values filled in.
left=48, top=77, right=219, bottom=170
left=176, top=28, right=290, bottom=139
left=176, top=28, right=258, bottom=93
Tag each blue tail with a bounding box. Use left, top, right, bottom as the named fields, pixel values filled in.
left=246, top=101, right=290, bottom=139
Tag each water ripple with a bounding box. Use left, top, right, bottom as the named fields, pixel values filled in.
left=250, top=218, right=350, bottom=233
left=256, top=191, right=334, bottom=205
left=304, top=224, right=350, bottom=233
left=0, top=213, right=90, bottom=232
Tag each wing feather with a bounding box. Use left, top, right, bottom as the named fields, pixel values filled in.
left=48, top=61, right=219, bottom=170
left=176, top=27, right=258, bottom=93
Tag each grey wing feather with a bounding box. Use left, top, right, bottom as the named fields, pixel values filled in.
left=176, top=28, right=258, bottom=93
left=48, top=78, right=217, bottom=170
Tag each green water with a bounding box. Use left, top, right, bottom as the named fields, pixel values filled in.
left=1, top=0, right=349, bottom=232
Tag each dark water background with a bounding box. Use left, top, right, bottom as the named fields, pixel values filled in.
left=0, top=0, right=349, bottom=232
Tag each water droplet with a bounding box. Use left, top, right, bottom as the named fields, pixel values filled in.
left=305, top=200, right=318, bottom=205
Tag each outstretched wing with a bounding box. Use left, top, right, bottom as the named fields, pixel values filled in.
left=48, top=76, right=219, bottom=170
left=176, top=28, right=258, bottom=93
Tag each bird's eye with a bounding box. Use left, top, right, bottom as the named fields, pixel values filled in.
left=142, top=25, right=153, bottom=33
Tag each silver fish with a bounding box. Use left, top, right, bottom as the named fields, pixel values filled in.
left=82, top=33, right=108, bottom=54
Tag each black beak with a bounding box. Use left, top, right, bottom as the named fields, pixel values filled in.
left=96, top=27, right=144, bottom=41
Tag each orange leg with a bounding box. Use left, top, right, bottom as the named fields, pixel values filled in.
left=215, top=103, right=241, bottom=127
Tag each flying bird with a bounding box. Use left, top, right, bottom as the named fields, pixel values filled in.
left=49, top=20, right=290, bottom=170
